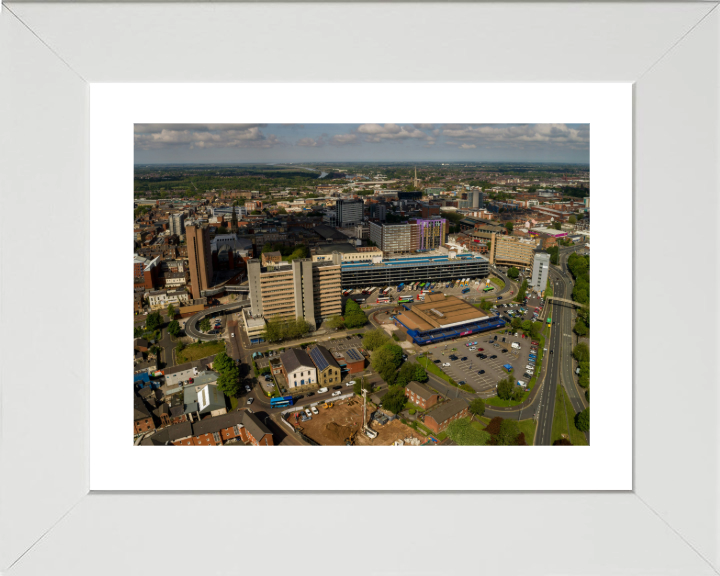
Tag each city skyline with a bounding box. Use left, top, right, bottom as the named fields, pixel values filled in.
left=135, top=123, right=590, bottom=164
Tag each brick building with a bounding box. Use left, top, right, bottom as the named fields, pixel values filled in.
left=343, top=347, right=366, bottom=374
left=308, top=345, right=342, bottom=387
left=139, top=410, right=273, bottom=446
left=405, top=381, right=441, bottom=410
left=423, top=398, right=470, bottom=434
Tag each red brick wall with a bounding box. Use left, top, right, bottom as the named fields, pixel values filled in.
left=345, top=359, right=365, bottom=374
left=134, top=418, right=156, bottom=435
left=424, top=406, right=469, bottom=433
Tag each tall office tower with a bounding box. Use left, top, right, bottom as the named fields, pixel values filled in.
left=470, top=190, right=485, bottom=209
left=169, top=212, right=186, bottom=236
left=531, top=252, right=551, bottom=292
left=186, top=224, right=213, bottom=298
left=248, top=257, right=341, bottom=324
left=335, top=198, right=364, bottom=227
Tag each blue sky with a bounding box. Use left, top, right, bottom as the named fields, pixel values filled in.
left=134, top=123, right=590, bottom=164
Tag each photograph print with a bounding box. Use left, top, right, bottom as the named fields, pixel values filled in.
left=133, top=123, right=590, bottom=447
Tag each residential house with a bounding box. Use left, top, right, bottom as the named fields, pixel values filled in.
left=139, top=410, right=273, bottom=446
left=134, top=394, right=156, bottom=436
left=423, top=398, right=470, bottom=434
left=405, top=381, right=441, bottom=410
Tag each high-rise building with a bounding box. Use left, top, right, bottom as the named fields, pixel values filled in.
left=186, top=225, right=214, bottom=298
left=248, top=257, right=342, bottom=325
left=369, top=218, right=448, bottom=255
left=169, top=212, right=186, bottom=236
left=531, top=252, right=551, bottom=292
left=489, top=233, right=536, bottom=271
left=470, top=190, right=484, bottom=209
left=324, top=198, right=364, bottom=227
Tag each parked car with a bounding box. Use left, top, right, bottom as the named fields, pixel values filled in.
left=306, top=392, right=314, bottom=397
left=458, top=380, right=466, bottom=385
left=442, top=362, right=451, bottom=367
left=478, top=370, right=485, bottom=375
left=433, top=359, right=441, bottom=364
left=246, top=398, right=254, bottom=405
left=490, top=355, right=498, bottom=360
left=311, top=406, right=319, bottom=415
left=244, top=385, right=251, bottom=392
left=461, top=357, right=468, bottom=361
left=502, top=349, right=508, bottom=353
left=304, top=409, right=312, bottom=418
left=295, top=395, right=304, bottom=401
left=317, top=387, right=329, bottom=394
left=333, top=385, right=342, bottom=390
left=348, top=380, right=356, bottom=386
left=331, top=391, right=342, bottom=397
left=477, top=348, right=484, bottom=351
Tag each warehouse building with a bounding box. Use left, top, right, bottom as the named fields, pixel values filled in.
left=392, top=293, right=505, bottom=346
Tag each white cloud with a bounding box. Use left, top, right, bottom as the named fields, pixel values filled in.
left=460, top=143, right=477, bottom=149
left=296, top=137, right=320, bottom=147
left=357, top=123, right=430, bottom=143
left=330, top=133, right=359, bottom=146
left=441, top=124, right=589, bottom=149
left=134, top=125, right=281, bottom=150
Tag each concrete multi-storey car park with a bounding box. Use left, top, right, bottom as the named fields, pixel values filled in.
left=340, top=252, right=489, bottom=290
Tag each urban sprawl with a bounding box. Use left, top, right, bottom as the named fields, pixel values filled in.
left=134, top=163, right=590, bottom=447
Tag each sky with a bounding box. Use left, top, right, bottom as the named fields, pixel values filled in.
left=134, top=123, right=590, bottom=164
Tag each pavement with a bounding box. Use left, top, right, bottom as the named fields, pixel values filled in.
left=184, top=300, right=249, bottom=341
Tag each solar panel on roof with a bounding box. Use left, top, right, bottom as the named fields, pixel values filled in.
left=345, top=348, right=363, bottom=362
left=310, top=347, right=329, bottom=372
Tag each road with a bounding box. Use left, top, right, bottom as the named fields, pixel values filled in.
left=184, top=300, right=249, bottom=341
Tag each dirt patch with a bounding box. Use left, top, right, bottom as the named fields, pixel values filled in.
left=293, top=398, right=425, bottom=446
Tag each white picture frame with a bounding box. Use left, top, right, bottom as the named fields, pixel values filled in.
left=1, top=2, right=718, bottom=575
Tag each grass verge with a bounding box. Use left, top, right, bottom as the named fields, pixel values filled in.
left=551, top=384, right=588, bottom=446
left=490, top=276, right=506, bottom=290
left=517, top=418, right=537, bottom=446
left=176, top=340, right=225, bottom=363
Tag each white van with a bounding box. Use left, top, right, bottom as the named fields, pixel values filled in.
left=317, top=387, right=329, bottom=394
left=511, top=342, right=521, bottom=350
left=526, top=365, right=535, bottom=371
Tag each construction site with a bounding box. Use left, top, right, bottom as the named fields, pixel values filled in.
left=287, top=394, right=427, bottom=446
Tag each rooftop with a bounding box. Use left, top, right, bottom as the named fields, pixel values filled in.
left=395, top=294, right=489, bottom=332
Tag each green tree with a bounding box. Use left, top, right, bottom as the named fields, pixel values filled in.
left=521, top=320, right=532, bottom=332
left=149, top=345, right=162, bottom=358
left=505, top=222, right=514, bottom=234
left=362, top=328, right=391, bottom=351
left=530, top=321, right=542, bottom=339
left=568, top=215, right=577, bottom=225
left=167, top=304, right=176, bottom=319
left=217, top=366, right=242, bottom=397
left=575, top=407, right=590, bottom=432
left=469, top=398, right=486, bottom=417
left=167, top=320, right=181, bottom=337
left=213, top=351, right=235, bottom=374
left=447, top=418, right=490, bottom=446
left=326, top=315, right=345, bottom=331
left=354, top=377, right=372, bottom=396
left=146, top=311, right=163, bottom=332
left=343, top=298, right=368, bottom=329
left=496, top=419, right=521, bottom=445
left=585, top=389, right=590, bottom=403
left=507, top=267, right=519, bottom=279
left=497, top=376, right=515, bottom=400
left=511, top=318, right=522, bottom=330
left=573, top=342, right=590, bottom=363
left=552, top=221, right=562, bottom=230
left=394, top=362, right=428, bottom=387
left=573, top=318, right=589, bottom=337
left=381, top=386, right=408, bottom=414
left=371, top=343, right=404, bottom=383
left=134, top=326, right=144, bottom=338
left=199, top=318, right=212, bottom=332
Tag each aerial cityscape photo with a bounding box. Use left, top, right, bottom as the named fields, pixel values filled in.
left=133, top=124, right=590, bottom=447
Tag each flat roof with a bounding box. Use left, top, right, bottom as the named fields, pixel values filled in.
left=395, top=295, right=489, bottom=332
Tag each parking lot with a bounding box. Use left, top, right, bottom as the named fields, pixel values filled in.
left=345, top=277, right=506, bottom=308
left=423, top=331, right=541, bottom=396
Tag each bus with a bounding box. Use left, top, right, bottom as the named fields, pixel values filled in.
left=367, top=287, right=377, bottom=295
left=547, top=317, right=552, bottom=325
left=382, top=287, right=391, bottom=296
left=397, top=283, right=405, bottom=291
left=483, top=286, right=493, bottom=292
left=270, top=395, right=294, bottom=408
left=377, top=297, right=391, bottom=304
left=398, top=297, right=413, bottom=304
